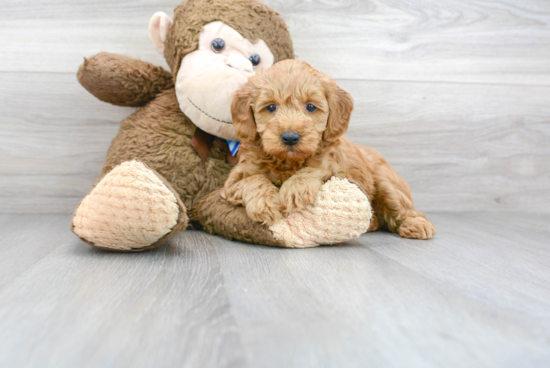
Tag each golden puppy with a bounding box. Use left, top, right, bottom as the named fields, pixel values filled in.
left=222, top=60, right=435, bottom=240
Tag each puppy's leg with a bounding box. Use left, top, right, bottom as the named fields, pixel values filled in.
left=223, top=173, right=282, bottom=226
left=374, top=160, right=436, bottom=239
left=279, top=168, right=332, bottom=213
left=367, top=213, right=380, bottom=232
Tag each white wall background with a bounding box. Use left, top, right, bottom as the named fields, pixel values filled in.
left=1, top=0, right=549, bottom=213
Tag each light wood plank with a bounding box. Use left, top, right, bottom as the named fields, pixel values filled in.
left=1, top=0, right=550, bottom=85
left=278, top=0, right=550, bottom=85
left=368, top=213, right=550, bottom=319
left=0, top=227, right=247, bottom=368
left=0, top=72, right=132, bottom=176
left=0, top=1, right=173, bottom=74
left=2, top=213, right=548, bottom=367
left=0, top=72, right=131, bottom=213
left=342, top=79, right=550, bottom=213
left=0, top=214, right=71, bottom=289
left=210, top=212, right=550, bottom=368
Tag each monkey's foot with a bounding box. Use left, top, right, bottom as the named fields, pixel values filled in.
left=269, top=177, right=372, bottom=248
left=71, top=160, right=188, bottom=251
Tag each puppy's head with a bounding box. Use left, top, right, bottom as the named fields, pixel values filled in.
left=231, top=60, right=353, bottom=161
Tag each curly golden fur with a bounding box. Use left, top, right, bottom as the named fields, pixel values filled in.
left=223, top=60, right=436, bottom=239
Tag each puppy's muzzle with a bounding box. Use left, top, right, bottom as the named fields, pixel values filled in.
left=281, top=131, right=300, bottom=146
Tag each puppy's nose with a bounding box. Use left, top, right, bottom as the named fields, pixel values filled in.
left=281, top=131, right=300, bottom=146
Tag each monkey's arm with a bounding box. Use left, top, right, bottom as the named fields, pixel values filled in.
left=77, top=52, right=174, bottom=107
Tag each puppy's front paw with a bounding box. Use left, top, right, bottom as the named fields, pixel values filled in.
left=399, top=217, right=436, bottom=240
left=280, top=179, right=321, bottom=213
left=223, top=185, right=242, bottom=206
left=246, top=191, right=282, bottom=226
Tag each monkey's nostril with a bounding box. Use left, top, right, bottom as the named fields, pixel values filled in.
left=281, top=131, right=300, bottom=146
left=226, top=54, right=253, bottom=73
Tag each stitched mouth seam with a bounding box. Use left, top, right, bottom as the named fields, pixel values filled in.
left=187, top=97, right=232, bottom=125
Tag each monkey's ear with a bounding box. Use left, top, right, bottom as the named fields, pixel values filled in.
left=149, top=12, right=173, bottom=54
left=231, top=86, right=257, bottom=143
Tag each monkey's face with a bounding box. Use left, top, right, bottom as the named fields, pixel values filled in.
left=150, top=13, right=275, bottom=141
left=175, top=22, right=274, bottom=141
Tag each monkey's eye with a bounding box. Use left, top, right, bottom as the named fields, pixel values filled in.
left=211, top=38, right=225, bottom=52
left=249, top=54, right=261, bottom=66
left=266, top=104, right=277, bottom=113
left=306, top=104, right=317, bottom=112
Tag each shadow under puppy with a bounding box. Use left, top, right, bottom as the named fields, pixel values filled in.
left=222, top=60, right=435, bottom=240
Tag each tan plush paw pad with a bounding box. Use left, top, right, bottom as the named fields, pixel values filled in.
left=269, top=177, right=372, bottom=248
left=72, top=160, right=183, bottom=251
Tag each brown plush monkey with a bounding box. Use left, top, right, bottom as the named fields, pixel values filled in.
left=71, top=0, right=372, bottom=251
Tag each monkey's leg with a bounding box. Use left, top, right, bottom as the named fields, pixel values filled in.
left=78, top=52, right=174, bottom=107
left=71, top=160, right=188, bottom=252
left=192, top=177, right=372, bottom=248
left=191, top=189, right=284, bottom=247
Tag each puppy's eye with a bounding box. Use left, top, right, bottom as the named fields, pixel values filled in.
left=211, top=38, right=225, bottom=52
left=266, top=104, right=277, bottom=113
left=306, top=104, right=317, bottom=112
left=249, top=54, right=261, bottom=66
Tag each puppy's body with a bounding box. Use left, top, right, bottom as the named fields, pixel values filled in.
left=224, top=60, right=435, bottom=240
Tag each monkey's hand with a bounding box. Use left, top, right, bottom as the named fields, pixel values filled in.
left=78, top=52, right=174, bottom=107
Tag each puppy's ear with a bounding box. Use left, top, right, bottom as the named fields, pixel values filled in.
left=231, top=85, right=257, bottom=142
left=322, top=77, right=354, bottom=142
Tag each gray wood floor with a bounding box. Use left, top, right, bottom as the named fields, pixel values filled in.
left=0, top=213, right=549, bottom=367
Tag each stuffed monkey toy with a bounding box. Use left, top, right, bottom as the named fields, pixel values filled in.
left=71, top=0, right=373, bottom=251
